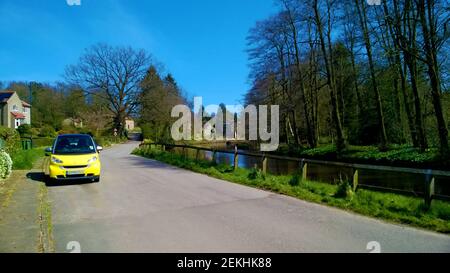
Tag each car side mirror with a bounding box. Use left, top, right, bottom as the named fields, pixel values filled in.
left=97, top=146, right=103, bottom=152
left=45, top=147, right=52, bottom=156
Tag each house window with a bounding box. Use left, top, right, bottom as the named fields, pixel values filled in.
left=12, top=105, right=18, bottom=111
left=15, top=119, right=21, bottom=129
left=23, top=107, right=28, bottom=113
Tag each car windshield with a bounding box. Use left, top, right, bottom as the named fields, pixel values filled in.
left=53, top=135, right=96, bottom=155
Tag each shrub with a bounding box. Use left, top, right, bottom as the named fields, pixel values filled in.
left=94, top=137, right=106, bottom=146
left=32, top=137, right=55, bottom=148
left=79, top=128, right=94, bottom=136
left=248, top=167, right=265, bottom=180
left=30, top=127, right=40, bottom=136
left=141, top=123, right=152, bottom=140
left=0, top=150, right=13, bottom=179
left=0, top=126, right=21, bottom=155
left=289, top=172, right=301, bottom=186
left=129, top=127, right=142, bottom=133
left=57, top=125, right=79, bottom=135
left=17, top=124, right=32, bottom=137
left=39, top=125, right=57, bottom=137
left=301, top=145, right=337, bottom=157
left=143, top=138, right=155, bottom=144
left=334, top=179, right=353, bottom=199
left=94, top=136, right=126, bottom=147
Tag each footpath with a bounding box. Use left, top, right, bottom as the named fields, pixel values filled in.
left=0, top=159, right=54, bottom=253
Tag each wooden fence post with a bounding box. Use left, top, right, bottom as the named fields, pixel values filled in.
left=195, top=148, right=200, bottom=161
left=352, top=168, right=359, bottom=191
left=212, top=150, right=217, bottom=164
left=300, top=160, right=308, bottom=181
left=262, top=155, right=267, bottom=174
left=233, top=145, right=239, bottom=171
left=424, top=174, right=435, bottom=209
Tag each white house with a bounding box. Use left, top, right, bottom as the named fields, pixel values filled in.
left=0, top=91, right=31, bottom=129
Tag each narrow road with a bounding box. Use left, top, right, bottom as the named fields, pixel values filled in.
left=49, top=142, right=450, bottom=253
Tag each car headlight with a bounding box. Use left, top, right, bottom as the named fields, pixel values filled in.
left=87, top=156, right=98, bottom=164
left=51, top=157, right=63, bottom=164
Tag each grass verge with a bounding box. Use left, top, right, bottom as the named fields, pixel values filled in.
left=133, top=146, right=450, bottom=234
left=12, top=148, right=45, bottom=170
left=37, top=183, right=54, bottom=253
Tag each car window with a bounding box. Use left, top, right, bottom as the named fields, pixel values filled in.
left=54, top=136, right=96, bottom=155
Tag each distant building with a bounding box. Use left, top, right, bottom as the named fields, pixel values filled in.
left=125, top=117, right=135, bottom=131
left=0, top=91, right=31, bottom=129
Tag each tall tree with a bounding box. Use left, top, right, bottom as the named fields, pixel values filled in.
left=312, top=0, right=346, bottom=152
left=140, top=66, right=185, bottom=142
left=382, top=0, right=421, bottom=147
left=65, top=44, right=151, bottom=135
left=354, top=0, right=388, bottom=148
left=416, top=0, right=449, bottom=155
left=247, top=14, right=302, bottom=146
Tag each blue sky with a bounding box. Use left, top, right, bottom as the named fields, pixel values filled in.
left=0, top=0, right=276, bottom=106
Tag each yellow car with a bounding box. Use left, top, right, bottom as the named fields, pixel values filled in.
left=43, top=134, right=102, bottom=183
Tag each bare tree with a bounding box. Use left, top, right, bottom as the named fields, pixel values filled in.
left=416, top=0, right=449, bottom=155
left=279, top=0, right=318, bottom=147
left=65, top=44, right=152, bottom=135
left=382, top=0, right=420, bottom=147
left=312, top=0, right=346, bottom=152
left=354, top=0, right=389, bottom=149
left=247, top=14, right=302, bottom=145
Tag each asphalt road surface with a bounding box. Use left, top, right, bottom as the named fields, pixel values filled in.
left=49, top=142, right=450, bottom=253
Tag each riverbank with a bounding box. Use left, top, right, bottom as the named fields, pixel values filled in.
left=158, top=140, right=450, bottom=170
left=133, top=146, right=450, bottom=233
left=173, top=141, right=450, bottom=170
left=275, top=144, right=450, bottom=170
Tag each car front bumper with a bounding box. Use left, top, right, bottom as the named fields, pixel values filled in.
left=49, top=162, right=101, bottom=180
left=52, top=175, right=100, bottom=182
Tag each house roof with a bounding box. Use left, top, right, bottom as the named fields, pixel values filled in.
left=0, top=91, right=31, bottom=107
left=11, top=112, right=26, bottom=119
left=0, top=91, right=14, bottom=103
